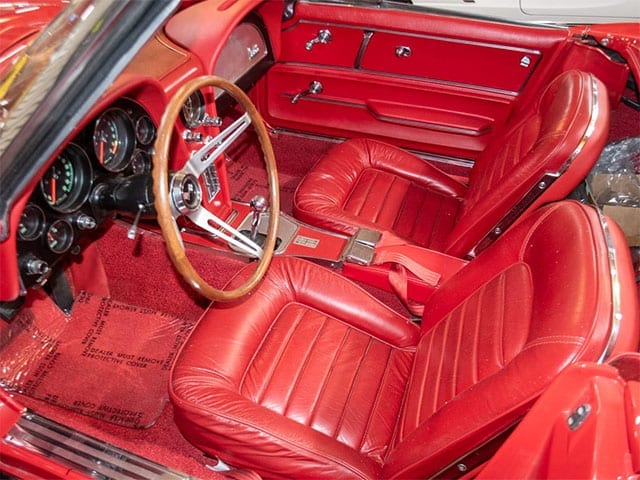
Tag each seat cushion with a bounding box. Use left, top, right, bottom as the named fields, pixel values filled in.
left=293, top=138, right=466, bottom=250
left=170, top=257, right=419, bottom=480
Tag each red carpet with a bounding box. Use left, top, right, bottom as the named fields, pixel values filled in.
left=0, top=290, right=192, bottom=428
left=226, top=130, right=334, bottom=213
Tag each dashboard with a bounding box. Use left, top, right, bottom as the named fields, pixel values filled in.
left=17, top=98, right=158, bottom=290
left=10, top=13, right=274, bottom=302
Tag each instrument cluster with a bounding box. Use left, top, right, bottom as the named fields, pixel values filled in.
left=17, top=98, right=157, bottom=289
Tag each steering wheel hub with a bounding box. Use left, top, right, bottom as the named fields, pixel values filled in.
left=170, top=172, right=201, bottom=214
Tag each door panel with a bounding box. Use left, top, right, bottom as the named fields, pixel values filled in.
left=265, top=64, right=512, bottom=158
left=260, top=1, right=571, bottom=159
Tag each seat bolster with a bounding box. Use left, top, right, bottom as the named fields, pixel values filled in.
left=293, top=138, right=466, bottom=236
left=362, top=139, right=467, bottom=197
left=170, top=389, right=382, bottom=480
left=227, top=257, right=421, bottom=347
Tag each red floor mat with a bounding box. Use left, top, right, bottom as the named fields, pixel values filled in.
left=0, top=290, right=192, bottom=428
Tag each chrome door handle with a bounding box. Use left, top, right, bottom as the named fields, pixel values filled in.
left=291, top=81, right=324, bottom=104
left=395, top=45, right=412, bottom=58
left=305, top=29, right=332, bottom=51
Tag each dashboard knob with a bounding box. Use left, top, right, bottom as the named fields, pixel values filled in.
left=24, top=257, right=50, bottom=276
left=76, top=213, right=97, bottom=230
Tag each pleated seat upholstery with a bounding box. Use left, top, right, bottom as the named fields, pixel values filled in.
left=169, top=201, right=639, bottom=479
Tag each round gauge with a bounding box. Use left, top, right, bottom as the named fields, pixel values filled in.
left=93, top=108, right=135, bottom=172
left=18, top=204, right=45, bottom=241
left=181, top=90, right=206, bottom=128
left=131, top=150, right=151, bottom=175
left=135, top=115, right=156, bottom=145
left=40, top=143, right=93, bottom=213
left=46, top=219, right=74, bottom=254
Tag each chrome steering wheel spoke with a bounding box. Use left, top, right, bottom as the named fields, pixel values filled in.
left=186, top=206, right=264, bottom=258
left=181, top=112, right=251, bottom=178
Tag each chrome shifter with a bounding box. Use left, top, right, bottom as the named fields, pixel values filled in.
left=249, top=195, right=268, bottom=242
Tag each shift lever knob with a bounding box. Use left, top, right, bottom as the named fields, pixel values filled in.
left=250, top=195, right=268, bottom=214
left=250, top=195, right=268, bottom=241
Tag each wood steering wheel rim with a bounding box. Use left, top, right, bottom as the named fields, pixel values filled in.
left=152, top=75, right=280, bottom=301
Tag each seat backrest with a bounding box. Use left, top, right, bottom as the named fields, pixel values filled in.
left=444, top=70, right=610, bottom=258
left=382, top=201, right=638, bottom=479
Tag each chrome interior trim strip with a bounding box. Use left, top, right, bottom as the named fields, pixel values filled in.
left=4, top=411, right=193, bottom=480
left=560, top=74, right=600, bottom=172
left=595, top=212, right=623, bottom=363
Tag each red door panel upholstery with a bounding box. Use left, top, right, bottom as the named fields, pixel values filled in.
left=360, top=30, right=541, bottom=93
left=260, top=1, right=571, bottom=158
left=479, top=355, right=640, bottom=479
left=265, top=65, right=512, bottom=157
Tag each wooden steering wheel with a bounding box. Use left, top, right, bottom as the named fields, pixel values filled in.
left=152, top=76, right=279, bottom=301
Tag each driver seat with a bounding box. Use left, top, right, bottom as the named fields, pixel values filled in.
left=169, top=201, right=638, bottom=479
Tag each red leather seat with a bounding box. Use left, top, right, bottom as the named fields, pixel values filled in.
left=169, top=201, right=639, bottom=479
left=293, top=70, right=610, bottom=257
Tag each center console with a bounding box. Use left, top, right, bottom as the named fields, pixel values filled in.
left=203, top=200, right=468, bottom=306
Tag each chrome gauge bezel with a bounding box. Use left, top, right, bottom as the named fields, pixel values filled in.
left=135, top=114, right=156, bottom=145
left=46, top=219, right=75, bottom=254
left=180, top=89, right=206, bottom=128
left=93, top=107, right=136, bottom=172
left=18, top=204, right=46, bottom=241
left=39, top=143, right=94, bottom=214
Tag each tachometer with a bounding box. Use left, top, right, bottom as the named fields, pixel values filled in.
left=40, top=144, right=93, bottom=213
left=93, top=108, right=135, bottom=172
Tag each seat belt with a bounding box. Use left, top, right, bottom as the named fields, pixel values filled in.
left=372, top=247, right=441, bottom=317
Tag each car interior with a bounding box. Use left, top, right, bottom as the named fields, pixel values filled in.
left=0, top=0, right=638, bottom=478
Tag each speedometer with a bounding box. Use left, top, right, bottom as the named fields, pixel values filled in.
left=93, top=108, right=135, bottom=172
left=40, top=144, right=93, bottom=213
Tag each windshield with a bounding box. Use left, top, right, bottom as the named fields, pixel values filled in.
left=0, top=0, right=179, bottom=241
